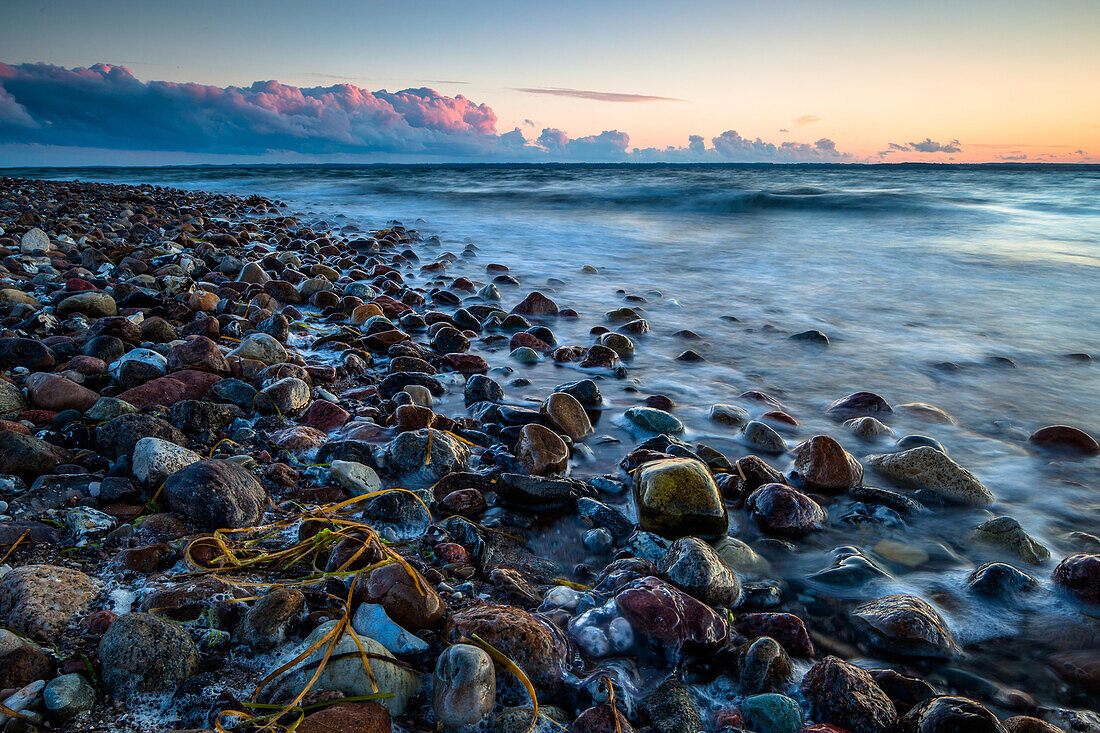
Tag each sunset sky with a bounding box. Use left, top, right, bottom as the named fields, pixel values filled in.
left=1, top=0, right=1098, bottom=164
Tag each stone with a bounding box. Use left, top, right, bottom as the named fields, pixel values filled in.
left=303, top=400, right=351, bottom=432
left=897, top=696, right=1006, bottom=733
left=966, top=562, right=1039, bottom=599
left=0, top=338, right=56, bottom=371
left=741, top=694, right=804, bottom=733
left=167, top=335, right=230, bottom=374
left=542, top=392, right=594, bottom=441
left=735, top=636, right=793, bottom=694
left=971, top=516, right=1051, bottom=565
left=867, top=447, right=994, bottom=506
left=897, top=402, right=955, bottom=424
left=1003, top=717, right=1063, bottom=733
left=846, top=416, right=896, bottom=441
left=0, top=564, right=101, bottom=642
left=43, top=673, right=96, bottom=722
left=299, top=701, right=391, bottom=733
left=236, top=588, right=306, bottom=653
left=516, top=423, right=570, bottom=475
left=20, top=227, right=50, bottom=254
left=0, top=431, right=71, bottom=476
left=714, top=537, right=769, bottom=574
left=792, top=435, right=864, bottom=492
left=556, top=379, right=602, bottom=408
left=97, top=413, right=185, bottom=459
left=330, top=460, right=382, bottom=494
left=615, top=576, right=729, bottom=658
left=465, top=374, right=503, bottom=406
left=56, top=291, right=117, bottom=318
left=827, top=391, right=893, bottom=418
left=0, top=379, right=26, bottom=418
left=709, top=403, right=751, bottom=428
left=25, top=372, right=99, bottom=412
left=746, top=483, right=827, bottom=537
left=641, top=675, right=702, bottom=733
left=634, top=458, right=728, bottom=540
left=734, top=613, right=815, bottom=658
left=512, top=291, right=559, bottom=317
left=230, top=332, right=287, bottom=365
left=1052, top=553, right=1100, bottom=604
left=432, top=643, right=496, bottom=730
left=357, top=561, right=445, bottom=630
left=742, top=420, right=787, bottom=454
left=266, top=620, right=420, bottom=716
left=132, top=437, right=201, bottom=485
left=448, top=604, right=568, bottom=690
left=0, top=645, right=51, bottom=689
left=801, top=656, right=898, bottom=733
left=623, top=406, right=684, bottom=436
left=1028, top=425, right=1099, bottom=455
left=658, top=537, right=741, bottom=607
left=163, top=459, right=268, bottom=529
left=98, top=612, right=200, bottom=697
left=352, top=603, right=428, bottom=655
left=257, top=376, right=311, bottom=415
left=384, top=428, right=470, bottom=483
left=853, top=594, right=960, bottom=658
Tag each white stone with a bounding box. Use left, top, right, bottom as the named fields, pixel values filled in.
left=132, top=437, right=201, bottom=485
left=20, top=228, right=50, bottom=254
left=329, top=460, right=381, bottom=495
left=109, top=348, right=168, bottom=379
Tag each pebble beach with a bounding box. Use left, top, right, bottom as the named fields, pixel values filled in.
left=0, top=172, right=1097, bottom=733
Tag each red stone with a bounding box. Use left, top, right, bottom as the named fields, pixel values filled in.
left=303, top=400, right=351, bottom=432
left=735, top=612, right=815, bottom=658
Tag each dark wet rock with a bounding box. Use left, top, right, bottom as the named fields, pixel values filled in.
left=0, top=564, right=102, bottom=642
left=641, top=676, right=702, bottom=733
left=657, top=537, right=741, bottom=607
left=235, top=588, right=306, bottom=653
left=791, top=329, right=829, bottom=345
left=491, top=473, right=596, bottom=507
left=966, top=562, right=1039, bottom=599
left=0, top=520, right=62, bottom=546
left=43, top=672, right=97, bottom=722
left=853, top=594, right=960, bottom=658
left=256, top=376, right=311, bottom=415
left=0, top=431, right=72, bottom=476
left=716, top=455, right=787, bottom=503
left=1003, top=717, right=1065, bottom=733
left=572, top=704, right=636, bottom=733
left=211, top=377, right=258, bottom=408
left=897, top=434, right=947, bottom=453
left=542, top=391, right=594, bottom=441
left=827, top=391, right=893, bottom=419
left=1052, top=553, right=1100, bottom=604
left=1048, top=650, right=1100, bottom=697
left=615, top=576, right=728, bottom=658
left=464, top=374, right=503, bottom=406
left=897, top=695, right=1006, bottom=733
left=98, top=612, right=201, bottom=697
left=25, top=372, right=99, bottom=412
left=12, top=473, right=96, bottom=517
left=792, top=435, right=864, bottom=492
left=96, top=413, right=185, bottom=459
left=734, top=613, right=814, bottom=658
left=167, top=335, right=231, bottom=375
left=741, top=693, right=804, bottom=733
left=735, top=636, right=793, bottom=694
left=633, top=458, right=727, bottom=540
left=361, top=489, right=431, bottom=539
left=0, top=338, right=56, bottom=371
left=512, top=291, right=559, bottom=317
left=971, top=516, right=1051, bottom=565
left=0, top=645, right=51, bottom=689
left=869, top=668, right=937, bottom=716
left=379, top=372, right=445, bottom=400
left=802, top=656, right=898, bottom=733
left=448, top=604, right=568, bottom=690
left=169, top=399, right=240, bottom=440
left=741, top=419, right=787, bottom=453
left=163, top=459, right=268, bottom=529
left=383, top=428, right=470, bottom=482
left=299, top=701, right=391, bottom=733
left=1028, top=425, right=1100, bottom=455
left=556, top=378, right=602, bottom=408
left=745, top=483, right=827, bottom=537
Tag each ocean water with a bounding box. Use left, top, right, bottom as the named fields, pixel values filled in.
left=12, top=163, right=1100, bottom=706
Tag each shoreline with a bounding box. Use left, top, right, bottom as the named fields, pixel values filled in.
left=0, top=175, right=1097, bottom=733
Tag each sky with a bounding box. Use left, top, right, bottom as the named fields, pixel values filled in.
left=1, top=0, right=1098, bottom=165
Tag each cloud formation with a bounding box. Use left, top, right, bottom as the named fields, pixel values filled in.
left=793, top=114, right=823, bottom=127
left=0, top=62, right=854, bottom=163
left=513, top=87, right=683, bottom=103
left=885, top=137, right=962, bottom=154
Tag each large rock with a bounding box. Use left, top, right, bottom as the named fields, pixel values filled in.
left=236, top=588, right=306, bottom=653
left=0, top=431, right=72, bottom=476
left=792, top=435, right=863, bottom=492
left=20, top=227, right=50, bottom=254
left=897, top=696, right=1006, bottom=733
left=624, top=406, right=685, bottom=436
left=448, top=604, right=568, bottom=690
left=256, top=376, right=311, bottom=415
left=658, top=537, right=741, bottom=607
left=0, top=338, right=56, bottom=371
left=98, top=612, right=200, bottom=697
left=56, top=291, right=117, bottom=318
left=0, top=379, right=26, bottom=418
left=1052, top=553, right=1100, bottom=604
left=299, top=702, right=390, bottom=733
left=1028, top=425, right=1099, bottom=455
left=132, top=437, right=201, bottom=485
left=971, top=516, right=1050, bottom=565
left=541, top=391, right=593, bottom=441
left=0, top=564, right=101, bottom=642
left=356, top=562, right=445, bottom=630
left=853, top=594, right=960, bottom=658
left=867, top=447, right=995, bottom=506
left=25, top=372, right=99, bottom=412
left=167, top=335, right=230, bottom=375
left=267, top=620, right=420, bottom=716
left=230, top=332, right=287, bottom=365
left=615, top=576, right=729, bottom=659
left=163, top=459, right=268, bottom=528
left=634, top=458, right=728, bottom=540
left=827, top=391, right=893, bottom=419
left=432, top=643, right=496, bottom=731
left=801, top=656, right=898, bottom=733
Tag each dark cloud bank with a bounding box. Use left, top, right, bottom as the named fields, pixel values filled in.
left=0, top=63, right=958, bottom=164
